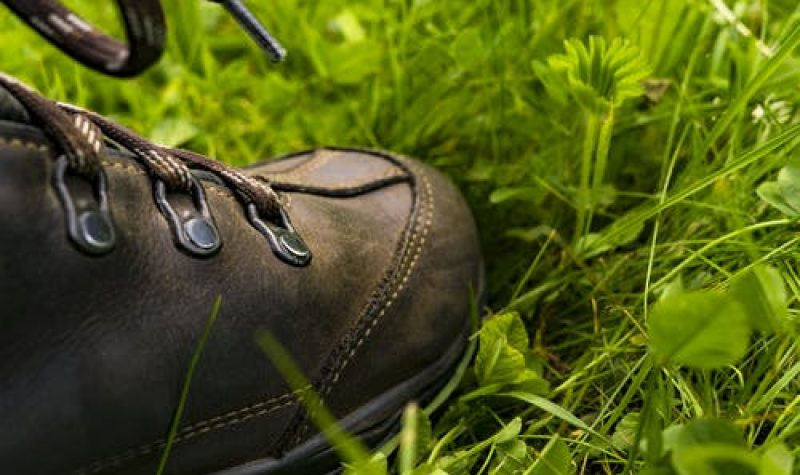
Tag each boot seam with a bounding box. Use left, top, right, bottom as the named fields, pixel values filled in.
left=324, top=162, right=433, bottom=390
left=277, top=152, right=434, bottom=449
left=255, top=148, right=410, bottom=193
left=72, top=387, right=308, bottom=475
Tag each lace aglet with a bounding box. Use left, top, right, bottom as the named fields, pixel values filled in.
left=213, top=0, right=287, bottom=62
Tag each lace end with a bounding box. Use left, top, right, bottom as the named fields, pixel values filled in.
left=211, top=0, right=287, bottom=63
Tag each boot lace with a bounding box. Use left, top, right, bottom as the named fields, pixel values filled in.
left=0, top=73, right=311, bottom=266
left=1, top=0, right=285, bottom=77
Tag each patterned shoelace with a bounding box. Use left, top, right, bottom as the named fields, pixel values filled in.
left=0, top=73, right=311, bottom=265
left=1, top=0, right=285, bottom=77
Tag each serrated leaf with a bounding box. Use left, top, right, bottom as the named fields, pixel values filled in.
left=544, top=36, right=651, bottom=113
left=530, top=435, right=575, bottom=475
left=648, top=291, right=751, bottom=369
left=730, top=265, right=790, bottom=334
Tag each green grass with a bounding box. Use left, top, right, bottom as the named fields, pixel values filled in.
left=2, top=0, right=800, bottom=473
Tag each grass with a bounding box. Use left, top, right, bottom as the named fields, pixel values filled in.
left=2, top=0, right=799, bottom=473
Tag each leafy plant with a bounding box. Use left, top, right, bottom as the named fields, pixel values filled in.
left=535, top=37, right=650, bottom=249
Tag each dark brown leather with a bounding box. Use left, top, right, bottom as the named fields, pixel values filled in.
left=0, top=90, right=483, bottom=474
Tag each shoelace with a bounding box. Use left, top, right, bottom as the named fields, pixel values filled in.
left=0, top=73, right=311, bottom=266
left=1, top=0, right=285, bottom=77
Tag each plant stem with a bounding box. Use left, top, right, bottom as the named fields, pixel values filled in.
left=586, top=106, right=615, bottom=236
left=576, top=113, right=599, bottom=247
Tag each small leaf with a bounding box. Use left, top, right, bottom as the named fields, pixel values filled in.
left=329, top=10, right=366, bottom=43
left=474, top=313, right=530, bottom=386
left=639, top=467, right=678, bottom=475
left=530, top=435, right=575, bottom=475
left=757, top=164, right=800, bottom=216
left=451, top=28, right=486, bottom=69
left=489, top=186, right=546, bottom=205
left=500, top=392, right=593, bottom=435
left=577, top=211, right=644, bottom=258
left=648, top=291, right=751, bottom=369
left=342, top=453, right=388, bottom=475
left=671, top=419, right=754, bottom=475
left=756, top=182, right=799, bottom=216
left=496, top=418, right=523, bottom=444
left=150, top=118, right=200, bottom=148
left=674, top=419, right=746, bottom=448
left=759, top=443, right=793, bottom=475
left=408, top=464, right=449, bottom=475
left=492, top=438, right=533, bottom=474
left=612, top=412, right=641, bottom=451
left=436, top=450, right=475, bottom=473
left=730, top=265, right=790, bottom=334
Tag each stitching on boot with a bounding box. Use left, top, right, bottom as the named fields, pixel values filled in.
left=268, top=169, right=409, bottom=195
left=101, top=159, right=145, bottom=175
left=0, top=137, right=49, bottom=152
left=73, top=387, right=308, bottom=475
left=281, top=155, right=433, bottom=448
left=326, top=164, right=433, bottom=388
left=261, top=149, right=409, bottom=191
left=263, top=149, right=327, bottom=180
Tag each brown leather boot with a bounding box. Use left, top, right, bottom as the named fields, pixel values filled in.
left=0, top=75, right=483, bottom=474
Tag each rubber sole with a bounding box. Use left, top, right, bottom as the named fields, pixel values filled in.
left=212, top=322, right=476, bottom=475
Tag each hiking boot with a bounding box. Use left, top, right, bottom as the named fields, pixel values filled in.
left=0, top=75, right=483, bottom=474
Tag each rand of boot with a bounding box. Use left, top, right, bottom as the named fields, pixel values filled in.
left=0, top=78, right=484, bottom=475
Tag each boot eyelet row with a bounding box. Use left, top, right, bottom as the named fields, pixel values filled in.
left=53, top=158, right=312, bottom=265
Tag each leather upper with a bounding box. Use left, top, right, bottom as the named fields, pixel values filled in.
left=0, top=89, right=482, bottom=475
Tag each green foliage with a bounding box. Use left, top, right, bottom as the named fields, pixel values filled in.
left=639, top=419, right=796, bottom=475
left=4, top=0, right=800, bottom=473
left=648, top=265, right=792, bottom=369
left=473, top=312, right=549, bottom=394
left=648, top=290, right=751, bottom=369
left=537, top=36, right=650, bottom=113
left=529, top=435, right=575, bottom=475
left=757, top=164, right=800, bottom=217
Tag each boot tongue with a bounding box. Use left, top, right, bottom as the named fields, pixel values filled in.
left=0, top=84, right=31, bottom=124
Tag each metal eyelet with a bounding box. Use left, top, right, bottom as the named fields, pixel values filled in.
left=154, top=177, right=222, bottom=257
left=246, top=203, right=311, bottom=267
left=53, top=155, right=116, bottom=255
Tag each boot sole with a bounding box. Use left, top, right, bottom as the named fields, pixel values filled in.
left=211, top=313, right=477, bottom=475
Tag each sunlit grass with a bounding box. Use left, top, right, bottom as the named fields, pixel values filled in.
left=2, top=0, right=799, bottom=472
